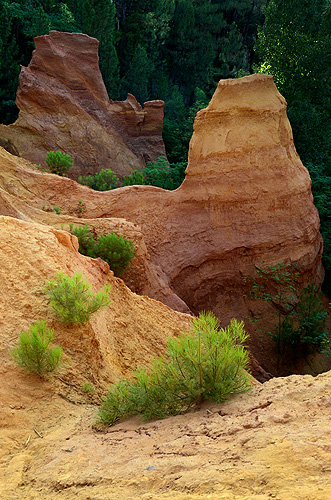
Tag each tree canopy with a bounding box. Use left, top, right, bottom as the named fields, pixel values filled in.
left=256, top=0, right=331, bottom=293
left=0, top=0, right=267, bottom=124
left=256, top=0, right=331, bottom=164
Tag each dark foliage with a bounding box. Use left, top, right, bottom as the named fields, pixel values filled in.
left=243, top=262, right=328, bottom=371
left=68, top=224, right=135, bottom=276
left=89, top=233, right=135, bottom=276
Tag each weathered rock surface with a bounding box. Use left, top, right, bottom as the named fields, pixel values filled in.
left=0, top=147, right=190, bottom=315
left=0, top=31, right=166, bottom=179
left=0, top=73, right=330, bottom=499
left=0, top=218, right=330, bottom=500
left=2, top=327, right=331, bottom=500
left=0, top=74, right=325, bottom=373
left=0, top=216, right=192, bottom=383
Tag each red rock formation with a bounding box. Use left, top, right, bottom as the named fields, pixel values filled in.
left=0, top=31, right=166, bottom=179
left=0, top=74, right=323, bottom=373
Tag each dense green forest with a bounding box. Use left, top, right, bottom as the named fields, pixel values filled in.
left=1, top=0, right=331, bottom=291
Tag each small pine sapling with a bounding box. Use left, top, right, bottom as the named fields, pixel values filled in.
left=98, top=312, right=251, bottom=425
left=78, top=174, right=95, bottom=188
left=78, top=169, right=119, bottom=191
left=121, top=170, right=145, bottom=186
left=11, top=321, right=62, bottom=377
left=82, top=381, right=95, bottom=394
left=69, top=223, right=95, bottom=255
left=44, top=272, right=111, bottom=325
left=295, top=284, right=328, bottom=354
left=78, top=200, right=84, bottom=214
left=46, top=150, right=73, bottom=176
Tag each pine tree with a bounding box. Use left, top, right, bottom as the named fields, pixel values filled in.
left=123, top=44, right=153, bottom=103
left=0, top=0, right=77, bottom=123
left=0, top=2, right=20, bottom=123
left=167, top=0, right=226, bottom=102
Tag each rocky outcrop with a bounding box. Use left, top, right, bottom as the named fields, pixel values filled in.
left=0, top=215, right=192, bottom=385
left=0, top=217, right=329, bottom=498
left=0, top=73, right=329, bottom=500
left=0, top=31, right=166, bottom=179
left=0, top=137, right=19, bottom=156
left=0, top=74, right=324, bottom=373
left=0, top=147, right=190, bottom=315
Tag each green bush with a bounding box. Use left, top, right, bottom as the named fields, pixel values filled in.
left=77, top=162, right=186, bottom=191
left=69, top=223, right=95, bottom=255
left=295, top=284, right=328, bottom=353
left=88, top=232, right=135, bottom=276
left=11, top=320, right=62, bottom=377
left=44, top=272, right=111, bottom=325
left=121, top=170, right=145, bottom=186
left=307, top=161, right=331, bottom=295
left=78, top=169, right=120, bottom=191
left=68, top=225, right=134, bottom=276
left=82, top=381, right=95, bottom=394
left=46, top=151, right=73, bottom=176
left=98, top=312, right=251, bottom=425
left=141, top=156, right=186, bottom=190
left=53, top=205, right=61, bottom=215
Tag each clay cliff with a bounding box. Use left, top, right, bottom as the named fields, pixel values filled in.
left=1, top=219, right=330, bottom=500
left=0, top=74, right=324, bottom=373
left=0, top=73, right=330, bottom=499
left=0, top=31, right=166, bottom=179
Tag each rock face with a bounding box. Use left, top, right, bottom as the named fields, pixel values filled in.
left=0, top=73, right=324, bottom=373
left=0, top=215, right=192, bottom=387
left=0, top=31, right=166, bottom=179
left=0, top=147, right=190, bottom=315
left=1, top=217, right=330, bottom=499
left=0, top=74, right=329, bottom=500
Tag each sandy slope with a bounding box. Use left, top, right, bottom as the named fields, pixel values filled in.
left=1, top=371, right=331, bottom=499
left=1, top=214, right=330, bottom=498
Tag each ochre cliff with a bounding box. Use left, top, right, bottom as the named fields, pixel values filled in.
left=0, top=74, right=324, bottom=373
left=1, top=217, right=330, bottom=500
left=1, top=74, right=330, bottom=499
left=0, top=186, right=330, bottom=500
left=0, top=31, right=166, bottom=180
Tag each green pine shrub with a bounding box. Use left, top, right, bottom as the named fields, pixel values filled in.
left=11, top=320, right=63, bottom=377
left=121, top=170, right=145, bottom=186
left=82, top=381, right=95, bottom=394
left=77, top=162, right=185, bottom=191
left=88, top=232, right=135, bottom=276
left=69, top=223, right=95, bottom=255
left=77, top=174, right=94, bottom=188
left=141, top=156, right=186, bottom=190
left=98, top=312, right=251, bottom=426
left=295, top=284, right=328, bottom=353
left=46, top=151, right=73, bottom=176
left=78, top=169, right=120, bottom=191
left=68, top=225, right=135, bottom=276
left=44, top=272, right=111, bottom=325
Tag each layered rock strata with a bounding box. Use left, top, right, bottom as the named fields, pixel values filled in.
left=0, top=31, right=166, bottom=179
left=0, top=74, right=323, bottom=372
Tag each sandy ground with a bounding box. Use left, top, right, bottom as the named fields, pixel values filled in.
left=1, top=369, right=331, bottom=499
